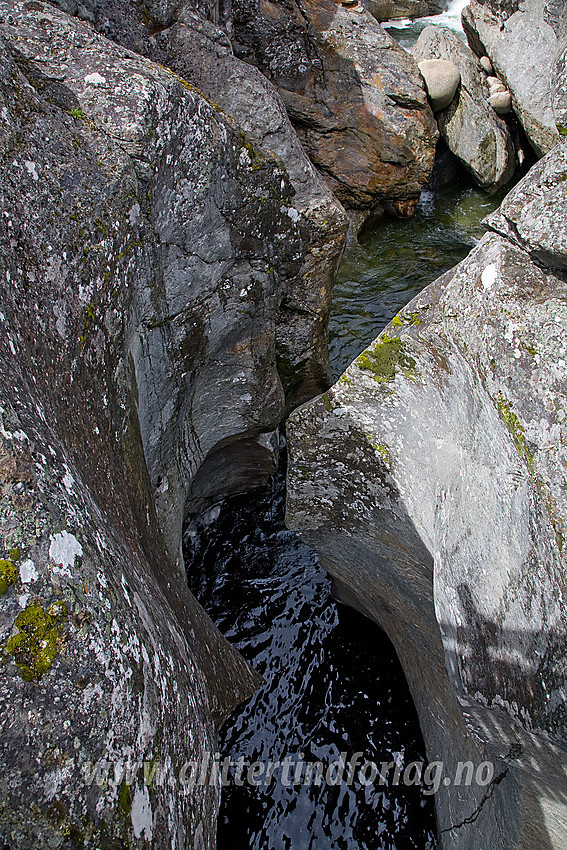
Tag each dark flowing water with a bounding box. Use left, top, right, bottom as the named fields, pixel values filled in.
left=184, top=464, right=437, bottom=850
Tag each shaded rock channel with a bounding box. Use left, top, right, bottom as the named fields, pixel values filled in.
left=184, top=456, right=437, bottom=850
left=182, top=169, right=512, bottom=850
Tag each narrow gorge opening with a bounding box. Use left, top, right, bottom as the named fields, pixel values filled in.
left=183, top=452, right=437, bottom=850
left=182, top=152, right=518, bottom=848
left=181, top=7, right=534, bottom=848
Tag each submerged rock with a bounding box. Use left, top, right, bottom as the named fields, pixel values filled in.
left=413, top=25, right=516, bottom=191
left=230, top=0, right=438, bottom=212
left=463, top=0, right=560, bottom=156
left=286, top=144, right=567, bottom=848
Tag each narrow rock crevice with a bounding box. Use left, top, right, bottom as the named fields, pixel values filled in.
left=439, top=766, right=509, bottom=834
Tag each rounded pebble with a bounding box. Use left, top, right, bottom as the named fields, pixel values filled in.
left=489, top=91, right=512, bottom=114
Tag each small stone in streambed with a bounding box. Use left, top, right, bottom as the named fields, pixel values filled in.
left=480, top=55, right=493, bottom=74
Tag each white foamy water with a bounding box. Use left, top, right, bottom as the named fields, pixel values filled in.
left=435, top=0, right=469, bottom=30
left=382, top=0, right=469, bottom=39
left=382, top=0, right=469, bottom=50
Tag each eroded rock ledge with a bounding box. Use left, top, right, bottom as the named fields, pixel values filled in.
left=287, top=142, right=567, bottom=849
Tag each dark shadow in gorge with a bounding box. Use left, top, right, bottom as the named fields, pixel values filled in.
left=183, top=450, right=437, bottom=850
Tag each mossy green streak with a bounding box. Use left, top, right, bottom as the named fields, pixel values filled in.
left=357, top=333, right=417, bottom=383
left=0, top=560, right=17, bottom=596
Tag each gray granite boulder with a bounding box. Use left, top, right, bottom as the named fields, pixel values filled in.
left=46, top=0, right=350, bottom=404
left=364, top=0, right=430, bottom=19
left=113, top=4, right=349, bottom=408
left=0, top=0, right=349, bottom=842
left=48, top=0, right=439, bottom=218
left=413, top=25, right=516, bottom=191
left=484, top=143, right=567, bottom=268
left=489, top=89, right=512, bottom=113
left=463, top=0, right=560, bottom=156
left=286, top=144, right=567, bottom=848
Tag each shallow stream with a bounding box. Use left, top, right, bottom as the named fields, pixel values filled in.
left=330, top=182, right=512, bottom=377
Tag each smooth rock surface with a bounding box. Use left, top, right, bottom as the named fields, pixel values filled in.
left=90, top=1, right=349, bottom=408
left=417, top=57, right=461, bottom=111
left=230, top=0, right=438, bottom=211
left=287, top=145, right=567, bottom=848
left=490, top=89, right=512, bottom=113
left=364, top=0, right=429, bottom=19
left=486, top=74, right=502, bottom=88
left=413, top=25, right=516, bottom=190
left=463, top=0, right=560, bottom=155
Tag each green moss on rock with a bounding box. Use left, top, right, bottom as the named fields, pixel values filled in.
left=496, top=393, right=535, bottom=474
left=0, top=559, right=17, bottom=596
left=392, top=311, right=421, bottom=327
left=118, top=782, right=132, bottom=817
left=5, top=601, right=67, bottom=681
left=357, top=333, right=417, bottom=383
left=375, top=443, right=391, bottom=467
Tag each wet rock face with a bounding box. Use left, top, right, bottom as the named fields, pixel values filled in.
left=230, top=0, right=438, bottom=211
left=463, top=0, right=560, bottom=156
left=0, top=0, right=360, bottom=841
left=413, top=25, right=516, bottom=191
left=286, top=143, right=567, bottom=848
